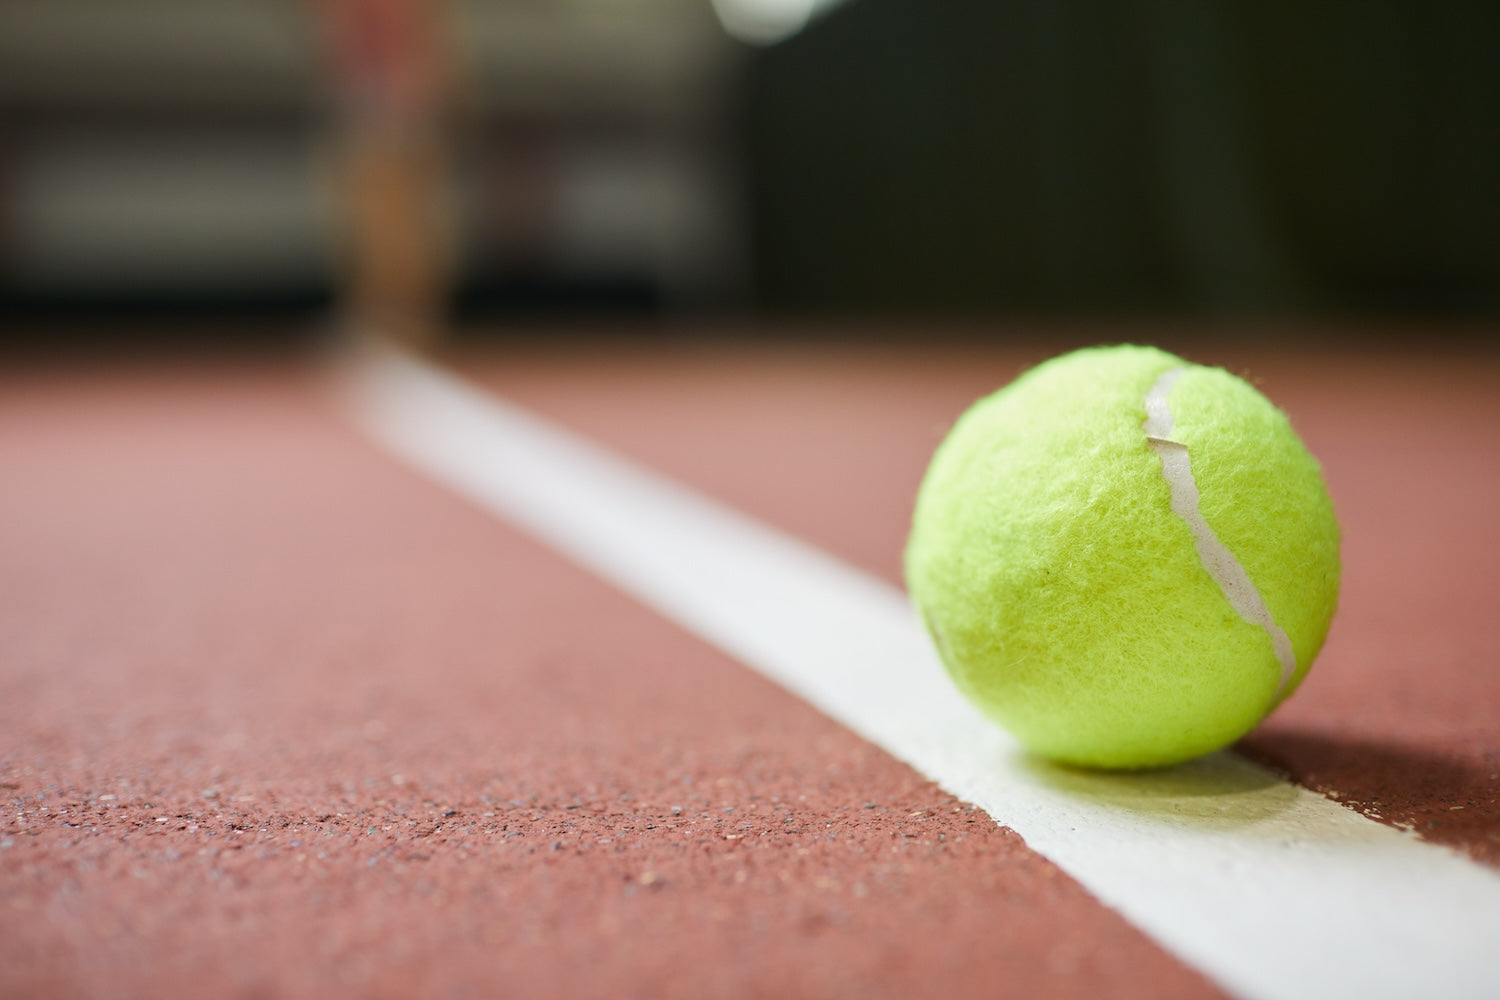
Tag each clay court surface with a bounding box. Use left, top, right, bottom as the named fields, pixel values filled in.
left=3, top=333, right=1498, bottom=998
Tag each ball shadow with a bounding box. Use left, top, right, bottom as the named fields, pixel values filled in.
left=1239, top=724, right=1500, bottom=866
left=1006, top=723, right=1497, bottom=859
left=1017, top=747, right=1301, bottom=830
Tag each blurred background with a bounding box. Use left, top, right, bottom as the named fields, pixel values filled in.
left=1, top=0, right=1497, bottom=350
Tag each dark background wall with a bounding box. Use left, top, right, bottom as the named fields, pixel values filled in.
left=747, top=0, right=1500, bottom=320
left=2, top=0, right=1497, bottom=341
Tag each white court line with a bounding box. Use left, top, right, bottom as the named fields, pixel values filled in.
left=345, top=348, right=1500, bottom=1000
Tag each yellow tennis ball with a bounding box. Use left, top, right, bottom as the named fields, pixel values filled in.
left=905, top=345, right=1341, bottom=769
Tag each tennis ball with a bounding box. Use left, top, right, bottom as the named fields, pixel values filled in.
left=905, top=345, right=1340, bottom=769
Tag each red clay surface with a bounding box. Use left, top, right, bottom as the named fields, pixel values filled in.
left=462, top=338, right=1500, bottom=867
left=1, top=355, right=1225, bottom=998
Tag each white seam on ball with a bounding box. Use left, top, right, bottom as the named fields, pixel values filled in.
left=1143, top=368, right=1298, bottom=698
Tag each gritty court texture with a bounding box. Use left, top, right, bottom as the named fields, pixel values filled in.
left=3, top=336, right=1498, bottom=999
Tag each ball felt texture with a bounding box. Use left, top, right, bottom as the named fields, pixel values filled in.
left=905, top=345, right=1340, bottom=769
